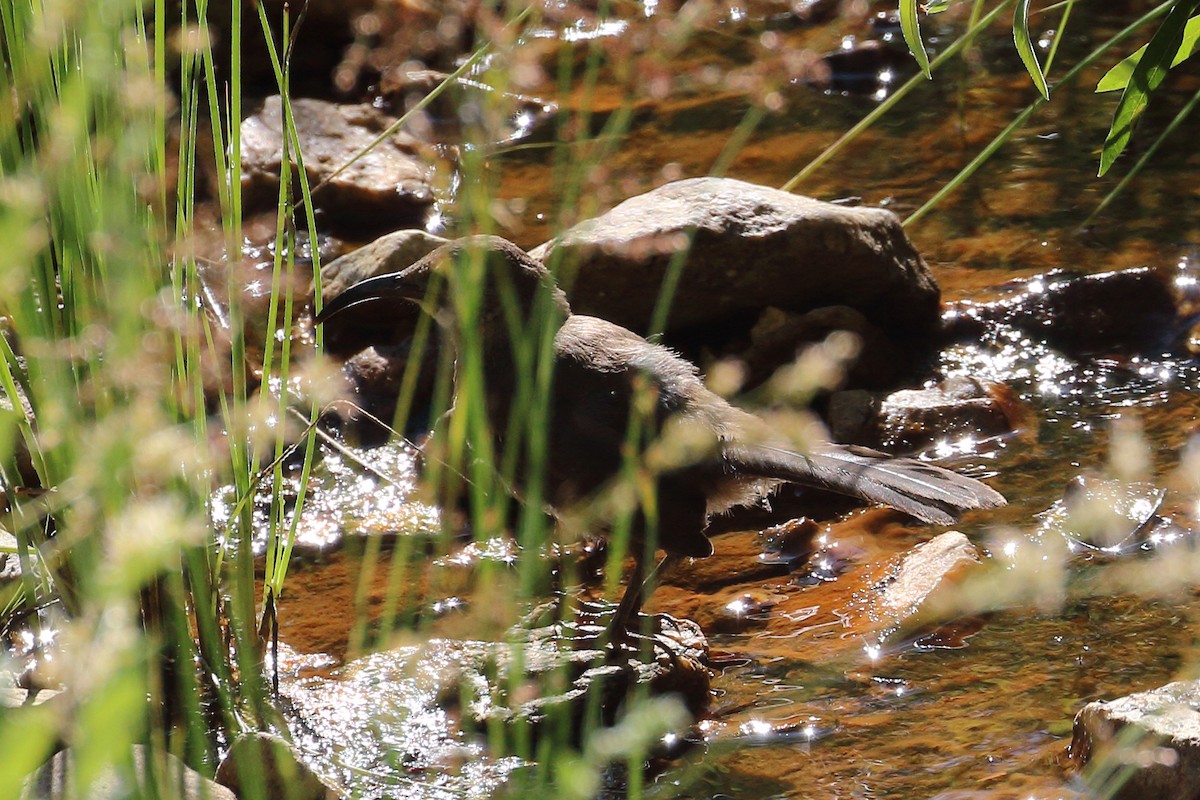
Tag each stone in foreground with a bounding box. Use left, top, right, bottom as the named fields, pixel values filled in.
left=1073, top=679, right=1200, bottom=800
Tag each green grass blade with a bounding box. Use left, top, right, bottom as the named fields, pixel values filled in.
left=900, top=0, right=933, bottom=78
left=1099, top=0, right=1200, bottom=175
left=906, top=0, right=1174, bottom=226
left=1014, top=0, right=1050, bottom=98
left=1097, top=13, right=1200, bottom=91
left=783, top=0, right=1011, bottom=192
left=1087, top=83, right=1200, bottom=223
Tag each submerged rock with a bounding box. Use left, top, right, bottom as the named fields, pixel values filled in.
left=877, top=376, right=1026, bottom=451
left=945, top=267, right=1183, bottom=358
left=241, top=96, right=440, bottom=234
left=1072, top=679, right=1200, bottom=800
left=531, top=177, right=942, bottom=384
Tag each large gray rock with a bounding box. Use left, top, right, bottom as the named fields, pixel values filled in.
left=23, top=746, right=235, bottom=800
left=241, top=96, right=437, bottom=233
left=530, top=178, right=941, bottom=346
left=1073, top=680, right=1200, bottom=800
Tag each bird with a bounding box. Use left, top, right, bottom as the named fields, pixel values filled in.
left=315, top=235, right=1006, bottom=640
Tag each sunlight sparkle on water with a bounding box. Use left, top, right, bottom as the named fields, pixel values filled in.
left=741, top=719, right=773, bottom=737
left=725, top=598, right=750, bottom=616
left=864, top=644, right=881, bottom=662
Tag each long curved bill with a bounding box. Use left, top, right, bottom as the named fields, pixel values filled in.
left=314, top=273, right=425, bottom=324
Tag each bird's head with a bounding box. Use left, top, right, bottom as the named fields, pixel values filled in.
left=315, top=236, right=570, bottom=338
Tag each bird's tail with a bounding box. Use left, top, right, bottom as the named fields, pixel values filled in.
left=724, top=442, right=1006, bottom=525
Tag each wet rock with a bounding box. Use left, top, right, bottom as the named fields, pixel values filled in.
left=1, top=668, right=61, bottom=709
left=530, top=177, right=942, bottom=382
left=23, top=746, right=236, bottom=800
left=241, top=96, right=439, bottom=235
left=315, top=229, right=448, bottom=357
left=331, top=343, right=443, bottom=443
left=946, top=268, right=1182, bottom=358
left=758, top=517, right=821, bottom=570
left=215, top=732, right=336, bottom=800
left=878, top=377, right=1026, bottom=450
left=813, top=39, right=912, bottom=95
left=1072, top=679, right=1200, bottom=800
left=835, top=531, right=983, bottom=643
left=703, top=589, right=787, bottom=635
left=280, top=616, right=708, bottom=798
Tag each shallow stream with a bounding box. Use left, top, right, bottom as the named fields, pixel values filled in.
left=273, top=3, right=1200, bottom=797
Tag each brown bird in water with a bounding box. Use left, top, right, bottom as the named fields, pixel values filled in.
left=316, top=236, right=1005, bottom=636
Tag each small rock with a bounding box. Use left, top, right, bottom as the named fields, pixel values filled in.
left=878, top=376, right=1026, bottom=450
left=241, top=96, right=439, bottom=234
left=827, top=389, right=880, bottom=445
left=1072, top=679, right=1200, bottom=800
left=377, top=69, right=557, bottom=146
left=531, top=177, right=942, bottom=379
left=706, top=589, right=786, bottom=634
left=23, top=746, right=236, bottom=800
left=216, top=732, right=336, bottom=800
left=836, top=531, right=983, bottom=641
left=662, top=528, right=792, bottom=592
left=758, top=517, right=820, bottom=569
left=813, top=39, right=912, bottom=95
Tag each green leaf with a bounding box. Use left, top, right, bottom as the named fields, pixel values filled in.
left=900, top=0, right=932, bottom=79
left=1096, top=13, right=1200, bottom=92
left=1014, top=0, right=1050, bottom=99
left=1100, top=0, right=1200, bottom=175
left=923, top=0, right=952, bottom=13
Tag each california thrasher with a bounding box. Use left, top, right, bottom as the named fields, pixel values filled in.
left=315, top=236, right=1005, bottom=635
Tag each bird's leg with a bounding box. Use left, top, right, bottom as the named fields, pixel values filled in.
left=607, top=552, right=682, bottom=648
left=608, top=549, right=646, bottom=647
